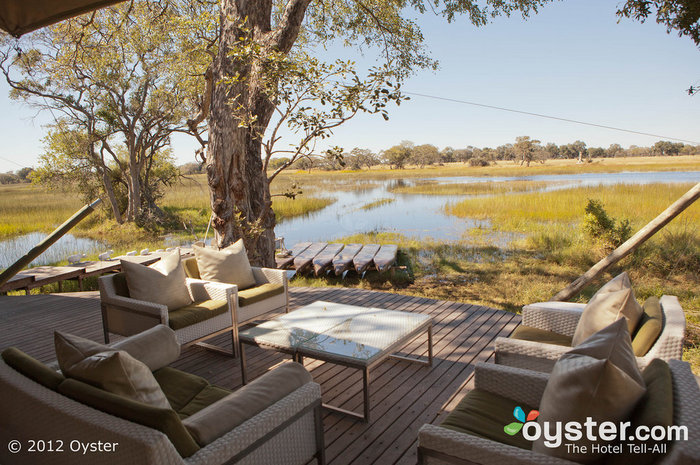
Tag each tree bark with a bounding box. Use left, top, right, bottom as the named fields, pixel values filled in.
left=551, top=182, right=700, bottom=301
left=206, top=0, right=309, bottom=267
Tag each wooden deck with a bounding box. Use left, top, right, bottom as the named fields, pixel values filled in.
left=0, top=286, right=520, bottom=465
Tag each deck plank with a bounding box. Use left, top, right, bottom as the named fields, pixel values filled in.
left=0, top=286, right=520, bottom=465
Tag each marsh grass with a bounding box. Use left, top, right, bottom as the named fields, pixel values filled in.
left=448, top=183, right=699, bottom=234
left=359, top=198, right=395, bottom=210
left=389, top=180, right=554, bottom=195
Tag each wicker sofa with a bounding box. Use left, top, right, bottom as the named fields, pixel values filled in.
left=494, top=295, right=686, bottom=372
left=0, top=327, right=325, bottom=465
left=418, top=360, right=700, bottom=465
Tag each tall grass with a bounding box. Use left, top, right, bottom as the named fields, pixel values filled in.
left=447, top=183, right=699, bottom=233
left=389, top=180, right=554, bottom=195
left=359, top=198, right=395, bottom=210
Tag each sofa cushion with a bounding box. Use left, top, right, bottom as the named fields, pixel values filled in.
left=238, top=283, right=285, bottom=307
left=58, top=378, right=200, bottom=458
left=440, top=388, right=536, bottom=450
left=110, top=324, right=181, bottom=371
left=1, top=347, right=64, bottom=390
left=533, top=319, right=646, bottom=463
left=121, top=251, right=193, bottom=311
left=607, top=359, right=673, bottom=465
left=54, top=331, right=111, bottom=374
left=64, top=350, right=171, bottom=409
left=572, top=272, right=643, bottom=346
left=153, top=367, right=210, bottom=412
left=509, top=325, right=573, bottom=347
left=182, top=257, right=201, bottom=280
left=631, top=296, right=663, bottom=357
left=182, top=362, right=312, bottom=446
left=167, top=299, right=229, bottom=331
left=178, top=385, right=231, bottom=418
left=193, top=240, right=256, bottom=290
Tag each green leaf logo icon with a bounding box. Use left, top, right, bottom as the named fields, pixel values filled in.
left=504, top=422, right=524, bottom=436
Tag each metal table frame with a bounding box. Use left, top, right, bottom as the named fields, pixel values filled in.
left=239, top=307, right=433, bottom=423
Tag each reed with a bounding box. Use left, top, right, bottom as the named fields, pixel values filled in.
left=389, top=180, right=553, bottom=195
left=359, top=198, right=395, bottom=210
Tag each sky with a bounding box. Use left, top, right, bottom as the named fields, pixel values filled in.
left=0, top=0, right=699, bottom=173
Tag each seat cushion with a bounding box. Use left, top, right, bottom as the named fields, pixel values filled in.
left=1, top=347, right=65, bottom=390
left=193, top=240, right=257, bottom=290
left=153, top=367, right=210, bottom=412
left=237, top=283, right=285, bottom=307
left=58, top=378, right=200, bottom=458
left=121, top=252, right=193, bottom=311
left=167, top=299, right=228, bottom=330
left=631, top=296, right=663, bottom=357
left=441, top=389, right=536, bottom=450
left=153, top=367, right=231, bottom=419
left=606, top=359, right=673, bottom=465
left=509, top=325, right=573, bottom=347
left=572, top=272, right=643, bottom=346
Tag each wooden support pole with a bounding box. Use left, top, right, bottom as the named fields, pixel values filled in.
left=551, top=182, right=700, bottom=302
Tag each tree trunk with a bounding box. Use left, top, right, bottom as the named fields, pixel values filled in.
left=101, top=170, right=123, bottom=224
left=206, top=0, right=278, bottom=267
left=551, top=182, right=700, bottom=301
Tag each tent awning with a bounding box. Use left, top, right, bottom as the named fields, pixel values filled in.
left=0, top=0, right=126, bottom=37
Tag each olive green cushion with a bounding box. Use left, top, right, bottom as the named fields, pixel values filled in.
left=167, top=299, right=228, bottom=330
left=631, top=297, right=663, bottom=357
left=182, top=257, right=201, bottom=280
left=1, top=347, right=65, bottom=390
left=441, top=389, right=536, bottom=450
left=606, top=359, right=673, bottom=465
left=153, top=367, right=210, bottom=412
left=57, top=378, right=200, bottom=458
left=509, top=325, right=573, bottom=347
left=178, top=385, right=231, bottom=418
left=237, top=283, right=285, bottom=307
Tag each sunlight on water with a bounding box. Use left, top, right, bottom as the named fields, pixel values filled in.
left=0, top=232, right=106, bottom=269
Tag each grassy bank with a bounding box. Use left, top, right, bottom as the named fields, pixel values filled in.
left=359, top=198, right=395, bottom=210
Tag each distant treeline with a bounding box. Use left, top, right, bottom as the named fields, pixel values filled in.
left=177, top=138, right=698, bottom=174
left=0, top=167, right=33, bottom=184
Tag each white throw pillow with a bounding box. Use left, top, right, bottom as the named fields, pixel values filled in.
left=193, top=239, right=257, bottom=290
left=121, top=250, right=193, bottom=311
left=533, top=319, right=646, bottom=463
left=572, top=272, right=643, bottom=346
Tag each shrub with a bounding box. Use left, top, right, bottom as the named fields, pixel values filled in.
left=468, top=157, right=490, bottom=167
left=582, top=199, right=632, bottom=249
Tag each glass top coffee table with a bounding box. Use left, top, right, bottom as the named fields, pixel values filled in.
left=238, top=301, right=433, bottom=422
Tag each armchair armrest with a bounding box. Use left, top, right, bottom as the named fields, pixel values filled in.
left=101, top=294, right=168, bottom=321
left=186, top=278, right=237, bottom=303
left=494, top=337, right=571, bottom=373
left=251, top=267, right=288, bottom=286
left=473, top=362, right=548, bottom=408
left=522, top=302, right=584, bottom=337
left=418, top=424, right=574, bottom=465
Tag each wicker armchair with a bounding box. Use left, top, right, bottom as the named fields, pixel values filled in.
left=494, top=295, right=686, bottom=372
left=418, top=360, right=700, bottom=465
left=182, top=257, right=289, bottom=323
left=99, top=273, right=238, bottom=354
left=0, top=327, right=325, bottom=465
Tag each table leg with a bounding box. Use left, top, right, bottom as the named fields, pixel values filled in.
left=428, top=323, right=433, bottom=367
left=240, top=342, right=247, bottom=385
left=363, top=367, right=370, bottom=422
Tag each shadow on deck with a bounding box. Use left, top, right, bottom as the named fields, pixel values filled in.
left=0, top=286, right=520, bottom=465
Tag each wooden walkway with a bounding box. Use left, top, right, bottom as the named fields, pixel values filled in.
left=0, top=287, right=520, bottom=465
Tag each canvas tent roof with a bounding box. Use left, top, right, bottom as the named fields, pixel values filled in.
left=0, top=0, right=125, bottom=37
